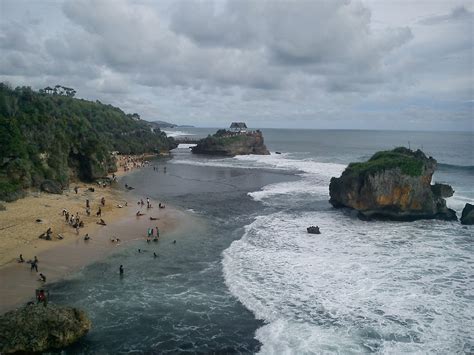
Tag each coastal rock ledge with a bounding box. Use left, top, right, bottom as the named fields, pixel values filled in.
left=192, top=129, right=270, bottom=156
left=0, top=303, right=91, bottom=354
left=329, top=147, right=457, bottom=221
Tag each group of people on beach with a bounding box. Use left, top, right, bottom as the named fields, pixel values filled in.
left=119, top=155, right=151, bottom=173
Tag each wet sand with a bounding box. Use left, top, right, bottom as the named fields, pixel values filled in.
left=0, top=195, right=183, bottom=313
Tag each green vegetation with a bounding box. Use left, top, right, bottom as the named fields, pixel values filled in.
left=0, top=83, right=176, bottom=200
left=346, top=147, right=425, bottom=177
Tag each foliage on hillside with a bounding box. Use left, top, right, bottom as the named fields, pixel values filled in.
left=0, top=83, right=176, bottom=199
left=345, top=147, right=425, bottom=177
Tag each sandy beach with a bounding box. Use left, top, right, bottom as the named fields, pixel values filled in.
left=0, top=154, right=182, bottom=313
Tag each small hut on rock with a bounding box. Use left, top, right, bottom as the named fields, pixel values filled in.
left=230, top=122, right=247, bottom=133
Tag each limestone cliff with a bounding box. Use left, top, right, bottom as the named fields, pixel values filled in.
left=192, top=129, right=270, bottom=156
left=329, top=147, right=457, bottom=221
left=0, top=303, right=91, bottom=353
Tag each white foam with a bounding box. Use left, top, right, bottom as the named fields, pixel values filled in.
left=222, top=211, right=473, bottom=354
left=446, top=194, right=474, bottom=214
left=163, top=130, right=195, bottom=137
left=176, top=143, right=197, bottom=149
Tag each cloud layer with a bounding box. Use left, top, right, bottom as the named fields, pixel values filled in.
left=0, top=0, right=472, bottom=130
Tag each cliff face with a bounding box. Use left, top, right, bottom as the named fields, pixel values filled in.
left=0, top=303, right=91, bottom=353
left=0, top=83, right=176, bottom=201
left=192, top=130, right=270, bottom=156
left=329, top=148, right=457, bottom=221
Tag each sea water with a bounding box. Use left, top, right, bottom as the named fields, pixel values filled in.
left=51, top=129, right=472, bottom=354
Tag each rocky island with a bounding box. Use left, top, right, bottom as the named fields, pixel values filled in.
left=329, top=147, right=457, bottom=221
left=192, top=124, right=270, bottom=156
left=0, top=303, right=91, bottom=353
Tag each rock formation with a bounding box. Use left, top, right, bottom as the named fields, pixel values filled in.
left=0, top=303, right=91, bottom=353
left=40, top=179, right=63, bottom=194
left=307, top=226, right=321, bottom=234
left=192, top=130, right=270, bottom=156
left=460, top=203, right=474, bottom=225
left=329, top=147, right=457, bottom=221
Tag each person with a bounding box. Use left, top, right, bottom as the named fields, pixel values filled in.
left=18, top=254, right=24, bottom=263
left=97, top=207, right=102, bottom=217
left=31, top=258, right=38, bottom=272
left=136, top=211, right=145, bottom=216
left=74, top=186, right=78, bottom=194
left=37, top=289, right=47, bottom=305
left=39, top=273, right=46, bottom=282
left=84, top=233, right=90, bottom=241
left=173, top=240, right=176, bottom=244
left=153, top=252, right=157, bottom=258
left=101, top=197, right=105, bottom=206
left=156, top=226, right=160, bottom=238
left=119, top=265, right=124, bottom=275
left=86, top=207, right=91, bottom=216
left=138, top=249, right=141, bottom=253
left=97, top=218, right=106, bottom=226
left=86, top=199, right=90, bottom=208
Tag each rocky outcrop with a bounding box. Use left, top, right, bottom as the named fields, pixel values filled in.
left=329, top=147, right=457, bottom=221
left=40, top=179, right=63, bottom=194
left=307, top=226, right=321, bottom=234
left=192, top=130, right=270, bottom=156
left=0, top=303, right=91, bottom=354
left=461, top=203, right=474, bottom=225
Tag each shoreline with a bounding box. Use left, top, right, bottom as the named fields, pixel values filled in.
left=0, top=154, right=182, bottom=313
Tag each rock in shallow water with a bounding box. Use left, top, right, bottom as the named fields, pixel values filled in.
left=0, top=303, right=91, bottom=354
left=461, top=203, right=474, bottom=225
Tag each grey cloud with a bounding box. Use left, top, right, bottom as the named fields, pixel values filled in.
left=420, top=6, right=473, bottom=25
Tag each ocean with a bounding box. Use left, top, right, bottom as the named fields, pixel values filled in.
left=52, top=128, right=473, bottom=354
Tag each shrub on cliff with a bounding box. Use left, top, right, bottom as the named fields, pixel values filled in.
left=345, top=147, right=424, bottom=177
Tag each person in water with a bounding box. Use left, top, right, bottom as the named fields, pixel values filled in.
left=31, top=259, right=38, bottom=272
left=119, top=265, right=124, bottom=275
left=153, top=252, right=157, bottom=258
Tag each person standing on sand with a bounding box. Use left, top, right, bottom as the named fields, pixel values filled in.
left=86, top=199, right=90, bottom=208
left=97, top=207, right=102, bottom=217
left=74, top=186, right=79, bottom=194
left=101, top=197, right=106, bottom=206
left=18, top=254, right=24, bottom=263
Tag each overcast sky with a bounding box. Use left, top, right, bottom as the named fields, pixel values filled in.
left=0, top=0, right=472, bottom=130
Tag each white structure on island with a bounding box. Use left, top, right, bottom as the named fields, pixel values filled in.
left=230, top=122, right=247, bottom=133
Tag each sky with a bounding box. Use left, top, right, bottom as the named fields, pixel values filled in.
left=0, top=0, right=472, bottom=130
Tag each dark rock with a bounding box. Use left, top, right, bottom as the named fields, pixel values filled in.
left=431, top=183, right=454, bottom=198
left=40, top=180, right=63, bottom=194
left=192, top=130, right=270, bottom=156
left=0, top=189, right=27, bottom=202
left=461, top=203, right=474, bottom=225
left=307, top=226, right=321, bottom=234
left=0, top=303, right=91, bottom=353
left=329, top=148, right=457, bottom=221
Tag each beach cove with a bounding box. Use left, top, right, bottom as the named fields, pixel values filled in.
left=0, top=156, right=185, bottom=313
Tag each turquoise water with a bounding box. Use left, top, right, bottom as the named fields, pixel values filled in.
left=52, top=129, right=472, bottom=354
